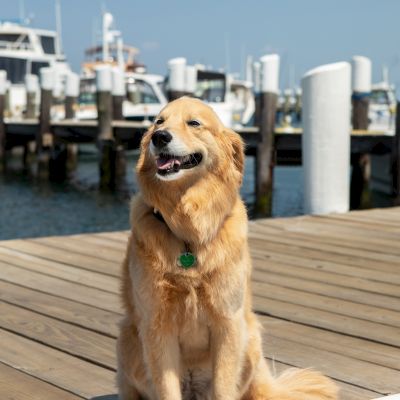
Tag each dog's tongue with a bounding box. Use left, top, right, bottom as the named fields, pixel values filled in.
left=156, top=157, right=181, bottom=170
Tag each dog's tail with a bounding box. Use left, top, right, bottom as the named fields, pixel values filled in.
left=247, top=363, right=339, bottom=400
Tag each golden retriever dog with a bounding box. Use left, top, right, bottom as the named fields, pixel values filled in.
left=117, top=97, right=338, bottom=400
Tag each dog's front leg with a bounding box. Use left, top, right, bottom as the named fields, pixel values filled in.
left=142, top=327, right=182, bottom=400
left=210, top=313, right=244, bottom=400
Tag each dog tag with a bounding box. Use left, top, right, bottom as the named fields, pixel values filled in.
left=178, top=252, right=196, bottom=269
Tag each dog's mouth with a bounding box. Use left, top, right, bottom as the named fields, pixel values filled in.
left=156, top=152, right=203, bottom=176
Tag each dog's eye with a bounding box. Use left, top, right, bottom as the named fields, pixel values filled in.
left=155, top=118, right=164, bottom=125
left=187, top=120, right=201, bottom=127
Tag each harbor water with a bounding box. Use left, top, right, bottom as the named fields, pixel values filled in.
left=0, top=150, right=392, bottom=241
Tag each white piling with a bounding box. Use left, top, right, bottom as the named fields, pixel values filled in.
left=65, top=72, right=80, bottom=98
left=40, top=67, right=55, bottom=91
left=302, top=62, right=351, bottom=215
left=95, top=65, right=112, bottom=92
left=168, top=57, right=187, bottom=94
left=351, top=55, right=371, bottom=93
left=260, top=54, right=280, bottom=94
left=111, top=67, right=125, bottom=97
left=25, top=74, right=39, bottom=94
left=0, top=70, right=7, bottom=95
left=185, top=65, right=197, bottom=94
left=253, top=61, right=261, bottom=93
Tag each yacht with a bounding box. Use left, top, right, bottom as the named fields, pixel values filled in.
left=0, top=18, right=70, bottom=116
left=76, top=12, right=167, bottom=121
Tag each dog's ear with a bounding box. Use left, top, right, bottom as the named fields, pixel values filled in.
left=223, top=128, right=245, bottom=180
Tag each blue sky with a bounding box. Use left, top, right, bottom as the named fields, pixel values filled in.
left=1, top=0, right=399, bottom=90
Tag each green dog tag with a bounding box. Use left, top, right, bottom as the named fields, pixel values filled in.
left=178, top=252, right=196, bottom=269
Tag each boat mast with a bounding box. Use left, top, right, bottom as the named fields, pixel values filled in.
left=19, top=0, right=26, bottom=23
left=55, top=0, right=63, bottom=55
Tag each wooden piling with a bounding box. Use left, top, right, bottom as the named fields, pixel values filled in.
left=255, top=92, right=277, bottom=216
left=95, top=65, right=117, bottom=189
left=392, top=101, right=400, bottom=205
left=65, top=73, right=80, bottom=119
left=255, top=54, right=280, bottom=217
left=112, top=68, right=124, bottom=120
left=0, top=71, right=6, bottom=170
left=25, top=74, right=39, bottom=119
left=350, top=94, right=370, bottom=209
left=350, top=56, right=372, bottom=209
left=38, top=68, right=54, bottom=156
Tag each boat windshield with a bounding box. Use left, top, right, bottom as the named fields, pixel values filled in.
left=0, top=57, right=27, bottom=83
left=0, top=33, right=31, bottom=51
left=40, top=36, right=56, bottom=55
left=133, top=80, right=160, bottom=104
left=195, top=71, right=226, bottom=103
left=370, top=90, right=389, bottom=105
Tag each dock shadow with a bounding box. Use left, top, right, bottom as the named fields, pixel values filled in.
left=91, top=395, right=118, bottom=400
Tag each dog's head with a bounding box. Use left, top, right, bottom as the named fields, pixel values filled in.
left=137, top=97, right=244, bottom=189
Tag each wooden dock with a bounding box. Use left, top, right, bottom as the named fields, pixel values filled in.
left=0, top=207, right=399, bottom=399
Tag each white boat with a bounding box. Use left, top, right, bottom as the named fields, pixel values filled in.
left=368, top=81, right=396, bottom=134
left=76, top=12, right=167, bottom=122
left=77, top=71, right=167, bottom=122
left=0, top=18, right=70, bottom=117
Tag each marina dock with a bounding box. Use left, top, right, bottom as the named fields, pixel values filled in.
left=0, top=207, right=399, bottom=399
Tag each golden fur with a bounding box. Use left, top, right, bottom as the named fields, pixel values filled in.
left=117, top=97, right=338, bottom=400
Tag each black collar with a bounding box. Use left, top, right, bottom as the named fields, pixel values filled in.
left=153, top=209, right=165, bottom=224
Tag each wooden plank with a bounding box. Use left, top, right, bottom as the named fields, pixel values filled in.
left=249, top=229, right=400, bottom=271
left=0, top=328, right=116, bottom=398
left=252, top=296, right=400, bottom=347
left=0, top=363, right=83, bottom=400
left=259, top=315, right=400, bottom=370
left=315, top=213, right=400, bottom=234
left=253, top=257, right=400, bottom=302
left=0, top=246, right=120, bottom=293
left=248, top=235, right=400, bottom=275
left=253, top=219, right=400, bottom=256
left=252, top=279, right=400, bottom=327
left=0, top=261, right=121, bottom=313
left=0, top=302, right=116, bottom=368
left=32, top=236, right=124, bottom=263
left=263, top=215, right=400, bottom=245
left=0, top=240, right=119, bottom=276
left=249, top=245, right=400, bottom=285
left=0, top=280, right=119, bottom=336
left=252, top=265, right=400, bottom=311
left=72, top=233, right=127, bottom=251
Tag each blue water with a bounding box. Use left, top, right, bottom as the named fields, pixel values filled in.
left=0, top=150, right=390, bottom=240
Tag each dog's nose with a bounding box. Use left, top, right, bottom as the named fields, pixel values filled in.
left=151, top=130, right=173, bottom=148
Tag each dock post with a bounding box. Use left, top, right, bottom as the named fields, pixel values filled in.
left=25, top=74, right=39, bottom=119
left=167, top=57, right=187, bottom=101
left=112, top=67, right=125, bottom=120
left=350, top=55, right=372, bottom=209
left=65, top=72, right=80, bottom=119
left=185, top=65, right=197, bottom=97
left=255, top=54, right=279, bottom=217
left=302, top=62, right=351, bottom=214
left=392, top=101, right=400, bottom=205
left=38, top=68, right=54, bottom=156
left=111, top=67, right=127, bottom=185
left=96, top=65, right=116, bottom=190
left=0, top=70, right=6, bottom=170
left=253, top=61, right=261, bottom=126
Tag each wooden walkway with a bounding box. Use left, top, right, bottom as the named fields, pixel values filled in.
left=0, top=207, right=399, bottom=400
